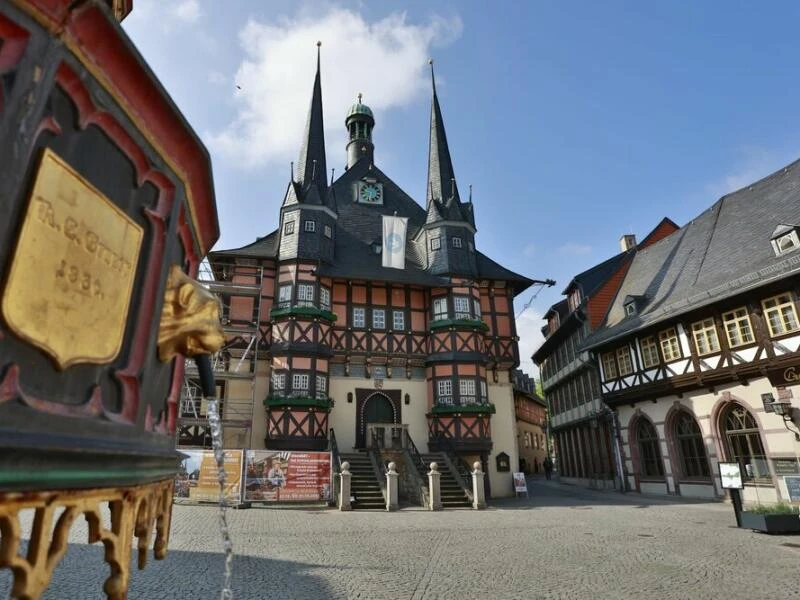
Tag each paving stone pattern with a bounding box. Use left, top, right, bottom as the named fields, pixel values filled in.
left=2, top=478, right=799, bottom=599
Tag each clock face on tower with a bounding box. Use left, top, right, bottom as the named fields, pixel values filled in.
left=357, top=181, right=383, bottom=205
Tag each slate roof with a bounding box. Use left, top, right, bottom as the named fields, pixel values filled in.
left=562, top=250, right=631, bottom=296
left=583, top=158, right=800, bottom=350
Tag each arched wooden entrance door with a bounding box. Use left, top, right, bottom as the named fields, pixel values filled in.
left=356, top=392, right=397, bottom=448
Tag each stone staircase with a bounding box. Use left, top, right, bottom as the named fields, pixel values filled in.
left=416, top=452, right=472, bottom=508
left=340, top=452, right=385, bottom=510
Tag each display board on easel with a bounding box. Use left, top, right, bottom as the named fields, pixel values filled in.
left=513, top=472, right=528, bottom=498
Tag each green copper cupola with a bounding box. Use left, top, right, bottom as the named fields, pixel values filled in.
left=345, top=93, right=375, bottom=169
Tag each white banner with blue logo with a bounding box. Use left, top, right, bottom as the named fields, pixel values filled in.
left=382, top=215, right=408, bottom=269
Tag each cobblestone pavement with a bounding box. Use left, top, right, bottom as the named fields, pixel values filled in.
left=3, top=477, right=800, bottom=599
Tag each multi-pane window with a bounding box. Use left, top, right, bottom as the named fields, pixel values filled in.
left=319, top=287, right=331, bottom=312
left=392, top=310, right=405, bottom=331
left=430, top=237, right=441, bottom=251
left=278, top=285, right=292, bottom=308
left=601, top=352, right=618, bottom=380
left=691, top=318, right=720, bottom=355
left=723, top=404, right=769, bottom=482
left=304, top=220, right=316, bottom=232
left=284, top=220, right=295, bottom=235
left=762, top=294, right=799, bottom=336
left=372, top=309, right=386, bottom=329
left=452, top=237, right=462, bottom=248
left=674, top=412, right=710, bottom=478
left=292, top=373, right=309, bottom=393
left=454, top=296, right=471, bottom=319
left=480, top=380, right=487, bottom=399
left=640, top=336, right=660, bottom=368
left=459, top=379, right=476, bottom=404
left=297, top=283, right=314, bottom=307
left=616, top=346, right=633, bottom=376
left=723, top=307, right=754, bottom=347
left=315, top=376, right=327, bottom=400
left=436, top=380, right=453, bottom=404
left=353, top=307, right=366, bottom=328
left=324, top=225, right=332, bottom=238
left=636, top=419, right=664, bottom=478
left=433, top=297, right=448, bottom=320
left=659, top=327, right=681, bottom=361
left=271, top=372, right=285, bottom=392
left=473, top=299, right=482, bottom=318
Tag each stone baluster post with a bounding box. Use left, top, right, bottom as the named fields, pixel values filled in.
left=386, top=461, right=399, bottom=511
left=339, top=461, right=352, bottom=511
left=428, top=462, right=442, bottom=511
left=472, top=461, right=487, bottom=510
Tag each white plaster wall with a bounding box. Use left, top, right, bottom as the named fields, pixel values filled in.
left=328, top=376, right=428, bottom=452
left=488, top=376, right=517, bottom=498
left=679, top=483, right=716, bottom=499
left=640, top=482, right=668, bottom=496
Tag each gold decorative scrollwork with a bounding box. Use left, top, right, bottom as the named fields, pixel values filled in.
left=0, top=479, right=174, bottom=600
left=157, top=265, right=225, bottom=361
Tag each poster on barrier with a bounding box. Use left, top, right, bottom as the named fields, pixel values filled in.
left=243, top=450, right=331, bottom=503
left=174, top=449, right=244, bottom=504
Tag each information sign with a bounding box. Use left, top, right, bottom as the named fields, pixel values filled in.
left=719, top=462, right=743, bottom=490
left=785, top=476, right=800, bottom=502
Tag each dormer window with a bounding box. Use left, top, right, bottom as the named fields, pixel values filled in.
left=625, top=303, right=636, bottom=316
left=770, top=224, right=800, bottom=256
left=567, top=289, right=581, bottom=312
left=623, top=294, right=644, bottom=317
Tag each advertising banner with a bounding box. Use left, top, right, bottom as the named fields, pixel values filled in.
left=174, top=449, right=244, bottom=504
left=243, top=450, right=331, bottom=503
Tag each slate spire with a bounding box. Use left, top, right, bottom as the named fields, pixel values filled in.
left=296, top=42, right=327, bottom=192
left=426, top=60, right=460, bottom=206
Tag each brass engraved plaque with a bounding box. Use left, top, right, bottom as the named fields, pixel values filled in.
left=1, top=148, right=143, bottom=369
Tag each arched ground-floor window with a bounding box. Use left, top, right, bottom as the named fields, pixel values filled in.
left=673, top=411, right=710, bottom=479
left=720, top=403, right=769, bottom=483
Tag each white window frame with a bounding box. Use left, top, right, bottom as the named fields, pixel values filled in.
left=691, top=318, right=720, bottom=356
left=319, top=287, right=331, bottom=312
left=640, top=336, right=660, bottom=368
left=352, top=307, right=366, bottom=328
left=372, top=309, right=386, bottom=329
left=722, top=307, right=754, bottom=348
left=278, top=284, right=292, bottom=307
left=454, top=296, right=471, bottom=319
left=437, top=379, right=452, bottom=400
left=473, top=298, right=482, bottom=318
left=392, top=310, right=405, bottom=331
left=433, top=297, right=448, bottom=321
left=762, top=293, right=800, bottom=337
left=271, top=372, right=285, bottom=391
left=284, top=220, right=295, bottom=235
left=315, top=375, right=327, bottom=399
left=304, top=220, right=316, bottom=232
left=480, top=380, right=487, bottom=399
left=601, top=352, right=618, bottom=380
left=292, top=373, right=309, bottom=392
left=616, top=346, right=633, bottom=376
left=452, top=237, right=462, bottom=248
left=431, top=237, right=441, bottom=251
left=659, top=327, right=681, bottom=362
left=297, top=283, right=315, bottom=307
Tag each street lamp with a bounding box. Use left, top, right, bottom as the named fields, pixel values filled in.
left=762, top=393, right=800, bottom=441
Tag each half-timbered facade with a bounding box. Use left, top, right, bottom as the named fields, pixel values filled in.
left=207, top=49, right=533, bottom=496
left=584, top=163, right=800, bottom=503
left=513, top=370, right=548, bottom=474
left=533, top=221, right=678, bottom=490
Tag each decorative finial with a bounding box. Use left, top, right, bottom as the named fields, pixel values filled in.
left=311, top=159, right=317, bottom=182
left=317, top=40, right=322, bottom=47
left=331, top=168, right=335, bottom=186
left=469, top=184, right=473, bottom=204
left=290, top=161, right=294, bottom=182
left=429, top=59, right=436, bottom=93
left=357, top=92, right=362, bottom=104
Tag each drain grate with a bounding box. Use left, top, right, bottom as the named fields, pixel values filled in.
left=637, top=534, right=655, bottom=538
left=781, top=543, right=800, bottom=549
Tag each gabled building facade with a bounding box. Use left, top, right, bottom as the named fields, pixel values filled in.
left=533, top=220, right=679, bottom=490
left=584, top=163, right=800, bottom=503
left=206, top=49, right=534, bottom=496
left=512, top=370, right=548, bottom=474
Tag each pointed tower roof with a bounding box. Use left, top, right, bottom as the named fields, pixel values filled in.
left=296, top=42, right=327, bottom=192
left=426, top=60, right=460, bottom=206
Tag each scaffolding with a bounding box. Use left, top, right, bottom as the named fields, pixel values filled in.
left=177, top=259, right=264, bottom=449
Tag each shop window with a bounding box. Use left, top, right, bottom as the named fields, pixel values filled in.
left=722, top=404, right=769, bottom=483
left=636, top=419, right=664, bottom=478
left=673, top=411, right=710, bottom=478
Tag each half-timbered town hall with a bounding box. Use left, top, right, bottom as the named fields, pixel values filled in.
left=192, top=47, right=533, bottom=498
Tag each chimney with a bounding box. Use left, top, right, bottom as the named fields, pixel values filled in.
left=620, top=234, right=636, bottom=252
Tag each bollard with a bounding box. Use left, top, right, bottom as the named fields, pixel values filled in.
left=472, top=461, right=487, bottom=509
left=339, top=461, right=352, bottom=511
left=428, top=462, right=442, bottom=511
left=386, top=462, right=399, bottom=511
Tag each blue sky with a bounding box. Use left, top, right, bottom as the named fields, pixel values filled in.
left=123, top=1, right=800, bottom=376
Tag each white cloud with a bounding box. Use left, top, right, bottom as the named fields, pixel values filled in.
left=208, top=70, right=227, bottom=86
left=558, top=242, right=593, bottom=256
left=207, top=8, right=463, bottom=169
left=515, top=305, right=545, bottom=380
left=705, top=146, right=799, bottom=199
left=171, top=0, right=202, bottom=23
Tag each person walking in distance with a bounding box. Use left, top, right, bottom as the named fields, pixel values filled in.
left=543, top=456, right=553, bottom=480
